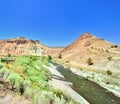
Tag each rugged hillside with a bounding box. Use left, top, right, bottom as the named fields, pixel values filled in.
left=0, top=37, right=62, bottom=57
left=0, top=34, right=119, bottom=71
left=60, top=32, right=120, bottom=71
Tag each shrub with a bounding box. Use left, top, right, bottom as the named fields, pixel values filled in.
left=114, top=45, right=118, bottom=48
left=58, top=54, right=62, bottom=59
left=111, top=45, right=114, bottom=48
left=54, top=90, right=64, bottom=98
left=30, top=56, right=39, bottom=61
left=106, top=49, right=109, bottom=52
left=107, top=56, right=112, bottom=61
left=106, top=70, right=112, bottom=75
left=0, top=63, right=3, bottom=69
left=33, top=91, right=48, bottom=104
left=87, top=58, right=93, bottom=65
left=0, top=68, right=11, bottom=79
left=111, top=45, right=118, bottom=48
left=7, top=54, right=11, bottom=57
left=1, top=56, right=77, bottom=104
left=24, top=87, right=34, bottom=100
left=48, top=55, right=52, bottom=60
left=7, top=73, right=24, bottom=91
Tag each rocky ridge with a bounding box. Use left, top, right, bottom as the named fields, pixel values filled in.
left=0, top=37, right=62, bottom=57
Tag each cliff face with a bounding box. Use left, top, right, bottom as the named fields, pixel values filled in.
left=0, top=37, right=46, bottom=56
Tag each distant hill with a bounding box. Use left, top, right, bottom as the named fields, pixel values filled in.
left=59, top=32, right=120, bottom=70
left=0, top=37, right=62, bottom=57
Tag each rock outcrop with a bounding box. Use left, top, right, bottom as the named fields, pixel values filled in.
left=0, top=37, right=63, bottom=57
left=0, top=37, right=46, bottom=57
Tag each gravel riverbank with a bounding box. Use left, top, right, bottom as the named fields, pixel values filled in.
left=70, top=67, right=120, bottom=97
left=44, top=64, right=90, bottom=104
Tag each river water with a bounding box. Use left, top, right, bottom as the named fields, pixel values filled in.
left=55, top=64, right=120, bottom=104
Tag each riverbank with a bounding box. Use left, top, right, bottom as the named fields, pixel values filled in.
left=44, top=64, right=90, bottom=104
left=70, top=67, right=120, bottom=97
left=53, top=63, right=120, bottom=104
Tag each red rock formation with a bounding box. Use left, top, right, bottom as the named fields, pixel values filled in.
left=0, top=37, right=46, bottom=56
left=0, top=37, right=62, bottom=57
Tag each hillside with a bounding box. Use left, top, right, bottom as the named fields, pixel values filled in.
left=0, top=34, right=120, bottom=71
left=0, top=37, right=62, bottom=57
left=59, top=32, right=120, bottom=71
left=55, top=32, right=120, bottom=98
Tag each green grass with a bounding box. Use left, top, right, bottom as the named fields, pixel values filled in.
left=0, top=56, right=77, bottom=104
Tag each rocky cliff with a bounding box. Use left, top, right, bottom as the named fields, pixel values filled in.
left=0, top=37, right=47, bottom=57
left=0, top=37, right=63, bottom=57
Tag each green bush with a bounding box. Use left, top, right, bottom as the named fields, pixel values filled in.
left=0, top=68, right=11, bottom=79
left=114, top=45, right=118, bottom=48
left=106, top=70, right=112, bottom=75
left=0, top=56, right=77, bottom=104
left=111, top=45, right=118, bottom=48
left=54, top=90, right=65, bottom=98
left=58, top=54, right=62, bottom=59
left=33, top=91, right=48, bottom=104
left=48, top=55, right=52, bottom=60
left=7, top=54, right=11, bottom=57
left=7, top=73, right=24, bottom=90
left=24, top=87, right=34, bottom=100
left=106, top=49, right=109, bottom=52
left=30, top=56, right=39, bottom=61
left=107, top=56, right=112, bottom=61
left=0, top=63, right=3, bottom=69
left=87, top=58, right=93, bottom=65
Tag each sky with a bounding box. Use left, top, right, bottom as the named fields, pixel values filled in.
left=0, top=0, right=120, bottom=46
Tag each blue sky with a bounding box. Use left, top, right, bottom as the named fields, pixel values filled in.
left=0, top=0, right=120, bottom=46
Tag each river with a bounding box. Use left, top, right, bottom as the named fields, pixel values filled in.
left=55, top=64, right=120, bottom=104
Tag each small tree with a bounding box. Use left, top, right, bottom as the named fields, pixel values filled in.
left=114, top=45, right=118, bottom=48
left=111, top=45, right=114, bottom=48
left=48, top=55, right=52, bottom=60
left=106, top=49, right=109, bottom=52
left=7, top=54, right=11, bottom=57
left=107, top=56, right=112, bottom=61
left=106, top=70, right=112, bottom=75
left=87, top=58, right=93, bottom=65
left=58, top=54, right=62, bottom=59
left=111, top=45, right=118, bottom=48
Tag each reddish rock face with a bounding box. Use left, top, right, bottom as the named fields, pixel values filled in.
left=0, top=37, right=47, bottom=57
left=0, top=37, right=63, bottom=57
left=77, top=32, right=95, bottom=40
left=60, top=33, right=98, bottom=54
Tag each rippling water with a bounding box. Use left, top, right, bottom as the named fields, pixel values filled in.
left=55, top=64, right=120, bottom=104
